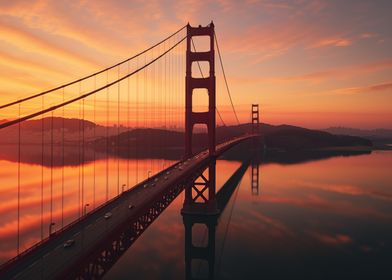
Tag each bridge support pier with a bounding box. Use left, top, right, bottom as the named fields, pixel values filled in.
left=182, top=159, right=218, bottom=215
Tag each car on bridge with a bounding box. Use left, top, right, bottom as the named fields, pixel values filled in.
left=104, top=212, right=112, bottom=219
left=63, top=239, right=75, bottom=248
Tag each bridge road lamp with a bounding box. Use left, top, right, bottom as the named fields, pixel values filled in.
left=122, top=184, right=126, bottom=193
left=84, top=203, right=90, bottom=216
left=148, top=170, right=152, bottom=179
left=49, top=222, right=55, bottom=236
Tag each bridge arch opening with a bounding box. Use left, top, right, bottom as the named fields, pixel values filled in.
left=191, top=61, right=210, bottom=78
left=191, top=259, right=210, bottom=278
left=192, top=223, right=209, bottom=246
left=191, top=35, right=210, bottom=52
left=192, top=88, right=209, bottom=113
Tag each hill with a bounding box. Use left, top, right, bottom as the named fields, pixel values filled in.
left=95, top=123, right=372, bottom=155
left=0, top=117, right=127, bottom=144
left=323, top=127, right=392, bottom=149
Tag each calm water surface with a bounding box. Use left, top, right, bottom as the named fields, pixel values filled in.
left=0, top=155, right=176, bottom=263
left=0, top=150, right=391, bottom=279
left=105, top=151, right=392, bottom=279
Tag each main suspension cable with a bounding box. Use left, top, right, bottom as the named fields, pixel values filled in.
left=214, top=33, right=240, bottom=125
left=0, top=35, right=187, bottom=130
left=0, top=25, right=187, bottom=110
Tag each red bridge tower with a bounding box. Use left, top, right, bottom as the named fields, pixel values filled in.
left=185, top=22, right=216, bottom=158
left=182, top=22, right=218, bottom=215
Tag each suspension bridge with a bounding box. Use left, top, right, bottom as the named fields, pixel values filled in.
left=0, top=22, right=261, bottom=279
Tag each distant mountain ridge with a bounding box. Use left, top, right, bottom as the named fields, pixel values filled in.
left=95, top=123, right=372, bottom=154
left=322, top=127, right=392, bottom=140
left=0, top=117, right=127, bottom=144
left=0, top=117, right=374, bottom=151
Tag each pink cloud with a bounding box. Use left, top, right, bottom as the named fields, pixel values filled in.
left=310, top=37, right=353, bottom=48
left=231, top=59, right=392, bottom=86
left=360, top=32, right=378, bottom=39
left=324, top=82, right=392, bottom=96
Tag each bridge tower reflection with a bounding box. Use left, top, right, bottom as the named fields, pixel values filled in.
left=182, top=160, right=250, bottom=279
left=251, top=160, right=259, bottom=195
left=183, top=214, right=217, bottom=280
left=182, top=159, right=218, bottom=279
left=182, top=159, right=219, bottom=279
left=251, top=104, right=261, bottom=195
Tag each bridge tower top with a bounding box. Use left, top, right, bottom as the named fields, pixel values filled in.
left=185, top=22, right=216, bottom=158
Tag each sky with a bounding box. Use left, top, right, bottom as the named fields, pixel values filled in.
left=0, top=0, right=391, bottom=129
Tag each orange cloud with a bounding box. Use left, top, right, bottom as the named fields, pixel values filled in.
left=360, top=32, right=378, bottom=39
left=310, top=37, right=353, bottom=48
left=233, top=59, right=392, bottom=85
left=326, top=82, right=392, bottom=96
left=0, top=19, right=100, bottom=71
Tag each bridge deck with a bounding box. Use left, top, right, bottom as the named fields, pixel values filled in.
left=0, top=135, right=255, bottom=280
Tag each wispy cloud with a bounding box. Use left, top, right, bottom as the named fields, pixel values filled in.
left=232, top=59, right=392, bottom=85
left=327, top=82, right=392, bottom=96
left=310, top=37, right=352, bottom=48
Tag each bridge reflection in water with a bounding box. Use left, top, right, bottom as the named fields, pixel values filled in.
left=73, top=158, right=254, bottom=279
left=183, top=160, right=250, bottom=280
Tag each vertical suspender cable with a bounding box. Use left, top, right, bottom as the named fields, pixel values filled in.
left=136, top=57, right=139, bottom=184
left=127, top=61, right=130, bottom=190
left=151, top=50, right=154, bottom=172
left=50, top=111, right=53, bottom=228
left=78, top=83, right=81, bottom=218
left=144, top=51, right=148, bottom=172
left=164, top=41, right=167, bottom=168
left=117, top=65, right=120, bottom=196
left=93, top=76, right=96, bottom=208
left=82, top=97, right=85, bottom=213
left=149, top=51, right=152, bottom=172
left=62, top=88, right=64, bottom=228
left=41, top=96, right=44, bottom=240
left=169, top=38, right=172, bottom=134
left=149, top=50, right=153, bottom=173
left=106, top=71, right=109, bottom=201
left=17, top=103, right=21, bottom=255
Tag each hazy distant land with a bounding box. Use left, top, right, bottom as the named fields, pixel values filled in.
left=322, top=127, right=392, bottom=150
left=0, top=117, right=380, bottom=166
